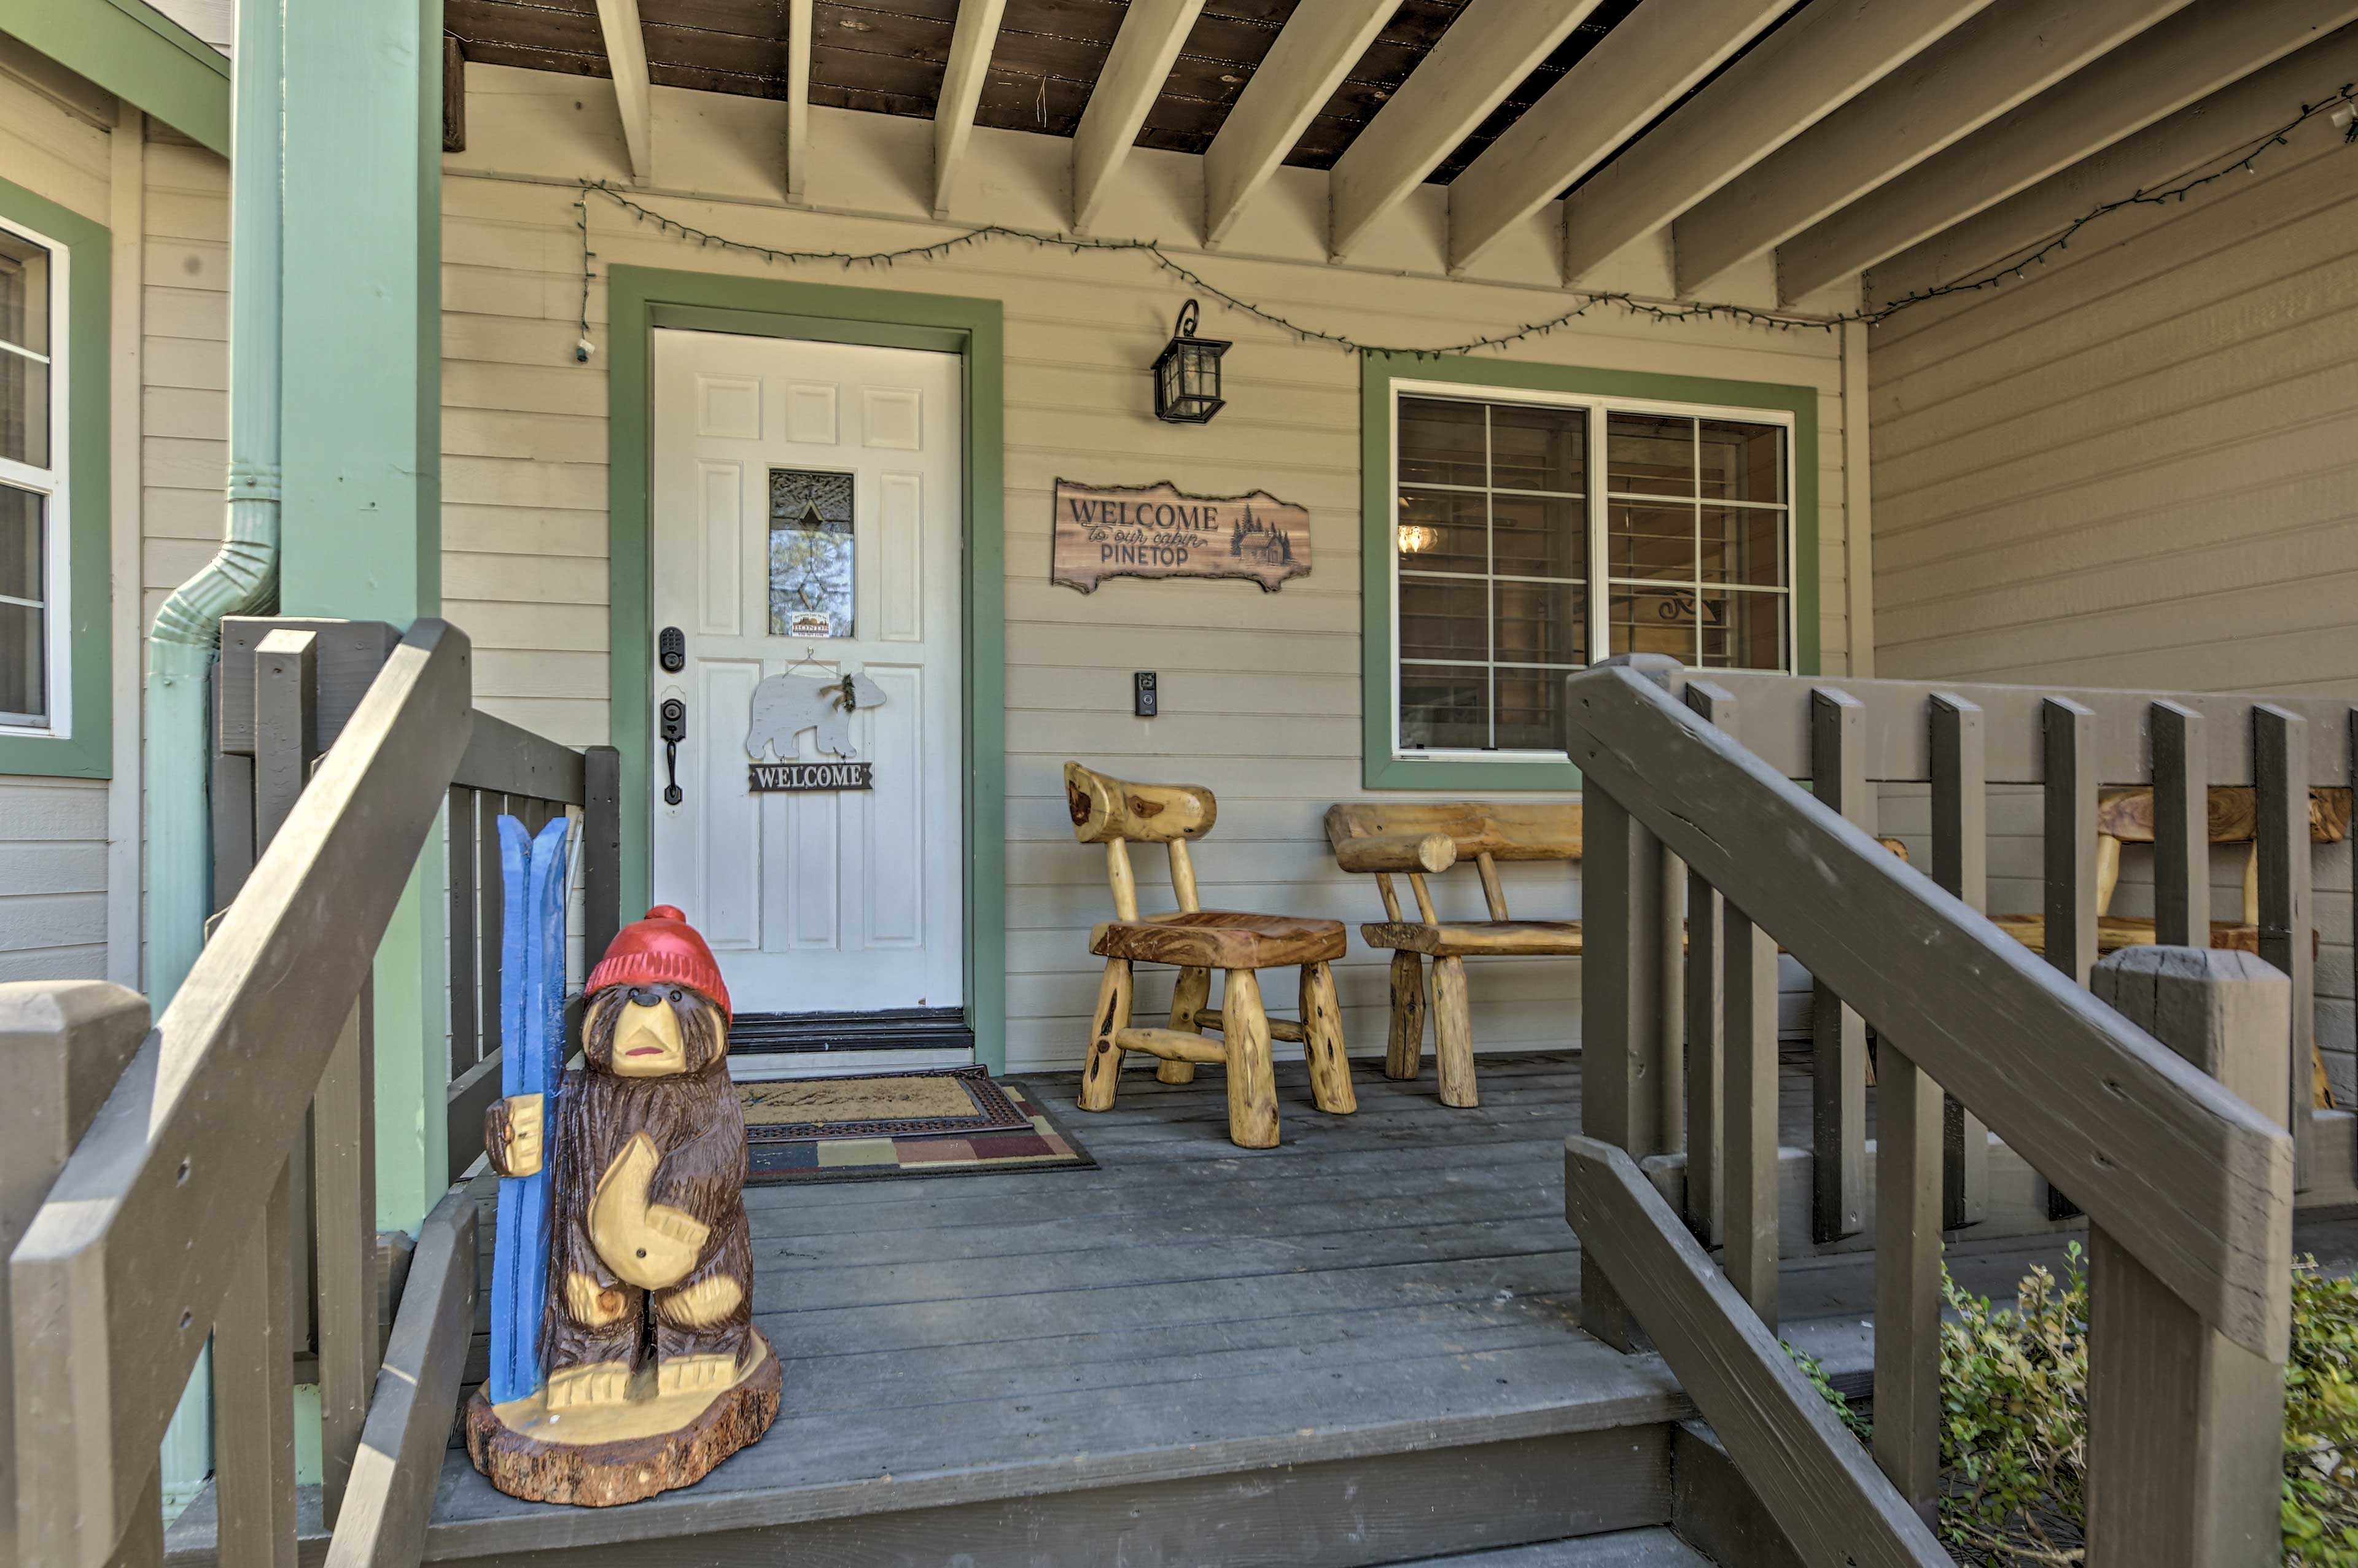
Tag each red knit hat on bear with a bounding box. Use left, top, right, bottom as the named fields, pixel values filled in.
left=586, top=905, right=731, bottom=1018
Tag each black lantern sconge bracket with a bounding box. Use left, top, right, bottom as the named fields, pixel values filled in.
left=1151, top=298, right=1230, bottom=424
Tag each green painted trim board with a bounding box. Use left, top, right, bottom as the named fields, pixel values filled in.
left=0, top=0, right=230, bottom=154
left=608, top=267, right=1008, bottom=1073
left=0, top=174, right=111, bottom=779
left=1358, top=351, right=1819, bottom=791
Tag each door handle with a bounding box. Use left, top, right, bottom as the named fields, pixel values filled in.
left=660, top=697, right=687, bottom=806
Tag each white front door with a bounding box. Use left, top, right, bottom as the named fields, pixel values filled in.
left=650, top=329, right=964, bottom=1020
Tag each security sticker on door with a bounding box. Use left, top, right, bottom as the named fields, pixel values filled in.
left=745, top=671, right=884, bottom=792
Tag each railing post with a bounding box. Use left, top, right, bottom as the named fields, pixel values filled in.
left=2149, top=701, right=2207, bottom=949
left=1723, top=897, right=1778, bottom=1331
left=2085, top=946, right=2290, bottom=1566
left=2254, top=705, right=2313, bottom=1174
left=1808, top=687, right=1868, bottom=1243
left=584, top=745, right=624, bottom=971
left=0, top=982, right=154, bottom=1565
left=1929, top=693, right=1988, bottom=1228
left=2043, top=696, right=2098, bottom=1221
left=1682, top=681, right=1735, bottom=1246
left=1581, top=783, right=1662, bottom=1349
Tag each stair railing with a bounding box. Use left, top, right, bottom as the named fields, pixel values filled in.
left=1565, top=656, right=2294, bottom=1567
left=3, top=617, right=614, bottom=1568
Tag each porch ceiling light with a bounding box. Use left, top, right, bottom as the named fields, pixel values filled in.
left=1151, top=299, right=1229, bottom=424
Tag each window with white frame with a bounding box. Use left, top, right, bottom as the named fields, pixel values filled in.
left=1391, top=384, right=1792, bottom=758
left=0, top=218, right=61, bottom=732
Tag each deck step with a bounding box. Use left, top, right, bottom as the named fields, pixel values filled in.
left=1395, top=1526, right=1714, bottom=1565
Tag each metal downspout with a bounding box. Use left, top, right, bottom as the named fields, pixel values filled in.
left=148, top=0, right=281, bottom=1510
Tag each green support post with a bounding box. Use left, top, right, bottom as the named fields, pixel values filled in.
left=279, top=0, right=447, bottom=1232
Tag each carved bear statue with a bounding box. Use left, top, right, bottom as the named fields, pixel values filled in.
left=485, top=905, right=757, bottom=1411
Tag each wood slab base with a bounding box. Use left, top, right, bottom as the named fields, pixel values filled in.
left=465, top=1331, right=780, bottom=1507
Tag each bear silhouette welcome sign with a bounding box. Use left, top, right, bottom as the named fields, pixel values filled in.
left=467, top=905, right=779, bottom=1506
left=1053, top=478, right=1310, bottom=593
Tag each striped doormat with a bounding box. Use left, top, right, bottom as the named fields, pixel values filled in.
left=738, top=1069, right=1096, bottom=1184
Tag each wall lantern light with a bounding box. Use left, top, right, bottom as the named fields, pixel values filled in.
left=1151, top=298, right=1229, bottom=424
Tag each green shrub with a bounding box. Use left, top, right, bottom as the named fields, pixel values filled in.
left=1787, top=1249, right=2358, bottom=1566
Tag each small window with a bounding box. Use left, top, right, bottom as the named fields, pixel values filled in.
left=1392, top=387, right=1793, bottom=761
left=0, top=221, right=60, bottom=731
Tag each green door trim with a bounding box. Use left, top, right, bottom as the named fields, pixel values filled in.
left=1358, top=350, right=1819, bottom=791
left=607, top=266, right=1008, bottom=1071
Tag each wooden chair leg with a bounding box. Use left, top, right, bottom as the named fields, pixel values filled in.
left=1220, top=969, right=1280, bottom=1148
left=1431, top=955, right=1477, bottom=1108
left=1385, top=951, right=1426, bottom=1081
left=1299, top=960, right=1355, bottom=1114
left=1162, top=965, right=1210, bottom=1085
left=1077, top=958, right=1133, bottom=1112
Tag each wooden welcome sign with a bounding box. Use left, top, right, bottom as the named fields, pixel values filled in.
left=1053, top=478, right=1311, bottom=594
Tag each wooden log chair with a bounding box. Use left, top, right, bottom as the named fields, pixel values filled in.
left=1989, top=784, right=2349, bottom=1106
left=1322, top=802, right=1584, bottom=1109
left=1067, top=763, right=1355, bottom=1148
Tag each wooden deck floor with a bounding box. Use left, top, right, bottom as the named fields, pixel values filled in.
left=392, top=1050, right=2220, bottom=1564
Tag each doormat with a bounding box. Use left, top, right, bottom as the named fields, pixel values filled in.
left=742, top=1079, right=1096, bottom=1185
left=737, top=1064, right=1028, bottom=1141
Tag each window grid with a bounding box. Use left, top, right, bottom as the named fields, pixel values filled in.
left=1395, top=389, right=1792, bottom=761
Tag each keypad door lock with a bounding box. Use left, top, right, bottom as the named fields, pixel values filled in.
left=658, top=626, right=686, bottom=673
left=659, top=697, right=687, bottom=806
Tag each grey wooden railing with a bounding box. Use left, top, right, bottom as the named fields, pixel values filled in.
left=2, top=618, right=609, bottom=1567
left=1565, top=657, right=2296, bottom=1566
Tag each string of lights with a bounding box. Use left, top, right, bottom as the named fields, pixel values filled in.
left=571, top=79, right=2356, bottom=360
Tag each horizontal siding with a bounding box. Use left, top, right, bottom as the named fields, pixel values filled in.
left=446, top=68, right=1856, bottom=1072
left=0, top=779, right=109, bottom=981
left=1868, top=104, right=2358, bottom=1096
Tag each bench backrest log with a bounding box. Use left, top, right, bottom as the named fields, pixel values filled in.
left=1324, top=801, right=1583, bottom=925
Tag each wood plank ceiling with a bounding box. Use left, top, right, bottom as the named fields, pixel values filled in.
left=442, top=0, right=2358, bottom=303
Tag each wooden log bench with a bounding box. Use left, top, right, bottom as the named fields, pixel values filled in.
left=1323, top=802, right=1584, bottom=1109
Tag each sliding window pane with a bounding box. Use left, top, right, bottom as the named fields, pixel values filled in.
left=1488, top=402, right=1582, bottom=494
left=1400, top=665, right=1487, bottom=750
left=0, top=599, right=44, bottom=723
left=1609, top=585, right=1696, bottom=660
left=1608, top=502, right=1694, bottom=581
left=1398, top=398, right=1486, bottom=487
left=1608, top=412, right=1691, bottom=496
left=0, top=352, right=46, bottom=470
left=1699, top=506, right=1783, bottom=588
left=1490, top=493, right=1582, bottom=580
left=0, top=486, right=39, bottom=603
left=1396, top=487, right=1486, bottom=575
left=1399, top=576, right=1488, bottom=662
left=1698, top=589, right=1785, bottom=670
left=1699, top=419, right=1784, bottom=503
left=0, top=231, right=49, bottom=356
left=1495, top=667, right=1576, bottom=752
left=1494, top=579, right=1585, bottom=666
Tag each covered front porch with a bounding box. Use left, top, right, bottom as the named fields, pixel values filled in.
left=166, top=1050, right=2285, bottom=1567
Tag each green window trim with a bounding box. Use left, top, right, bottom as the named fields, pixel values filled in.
left=0, top=175, right=110, bottom=780
left=0, top=0, right=231, bottom=155
left=1360, top=351, right=1818, bottom=791
left=605, top=266, right=1008, bottom=1071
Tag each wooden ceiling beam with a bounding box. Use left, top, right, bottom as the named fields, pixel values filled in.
left=591, top=0, right=654, bottom=180
left=1776, top=0, right=2358, bottom=301
left=933, top=0, right=1010, bottom=219
left=1557, top=0, right=1999, bottom=283
left=1864, top=24, right=2358, bottom=310
left=1448, top=0, right=1789, bottom=274
left=1202, top=0, right=1395, bottom=247
left=1671, top=0, right=2197, bottom=295
left=1327, top=0, right=1599, bottom=260
left=1072, top=0, right=1206, bottom=234
left=786, top=0, right=813, bottom=202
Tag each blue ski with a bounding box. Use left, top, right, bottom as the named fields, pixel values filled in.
left=487, top=813, right=572, bottom=1404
